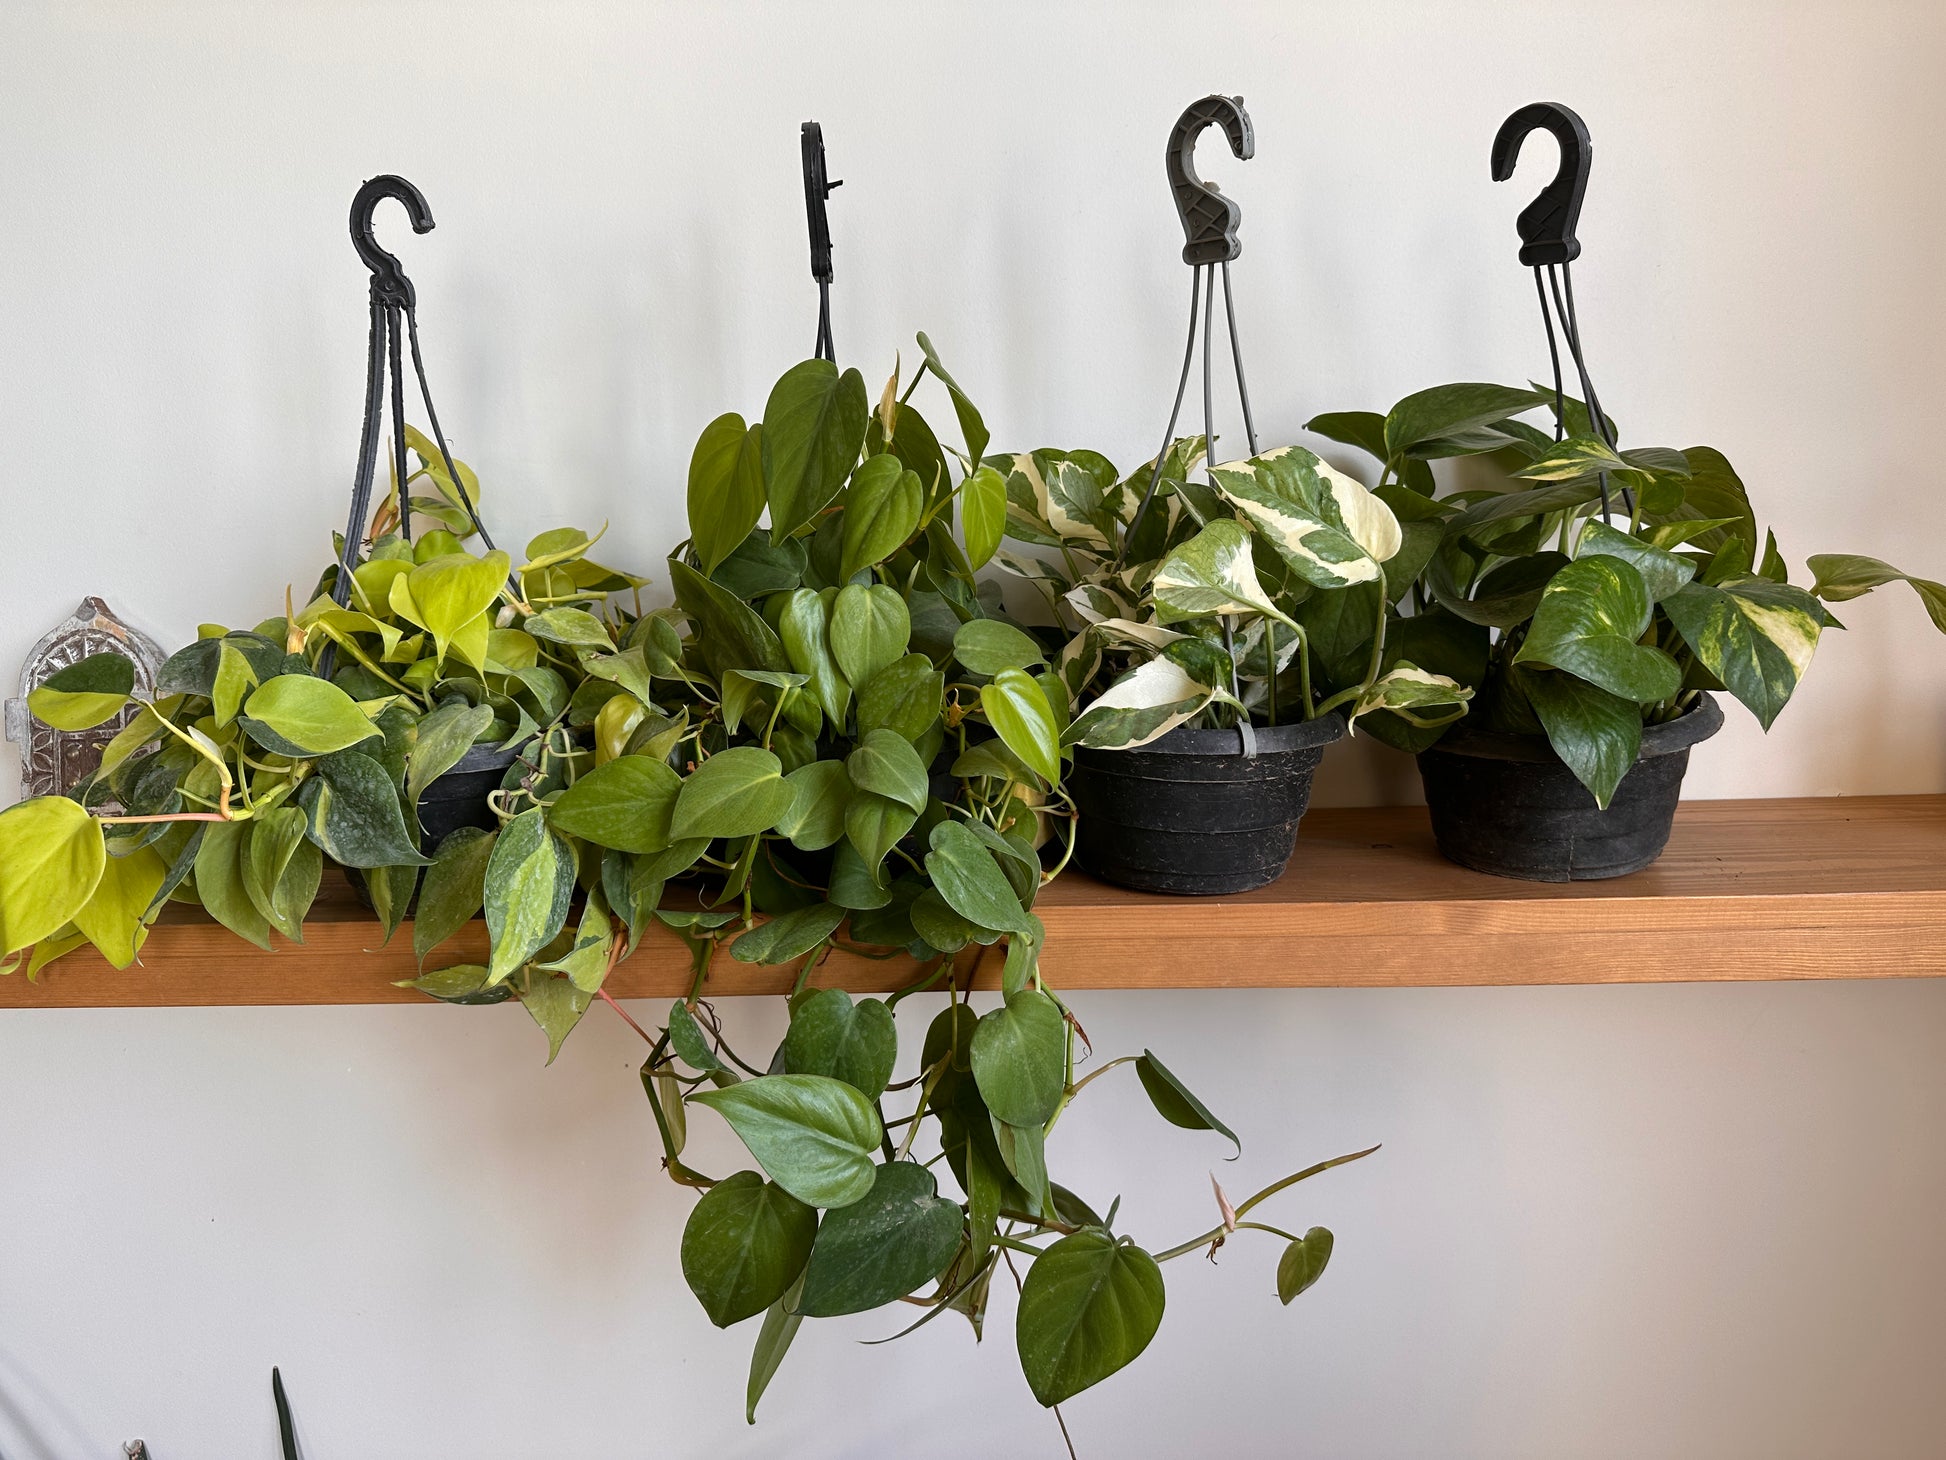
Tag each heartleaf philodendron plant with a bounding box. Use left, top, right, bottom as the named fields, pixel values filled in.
left=1304, top=383, right=1946, bottom=804
left=0, top=428, right=659, bottom=1053
left=988, top=434, right=1474, bottom=748
left=537, top=338, right=1374, bottom=1422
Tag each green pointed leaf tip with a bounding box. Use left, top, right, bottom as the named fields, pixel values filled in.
left=692, top=1074, right=883, bottom=1209
left=1525, top=669, right=1642, bottom=810
left=731, top=902, right=847, bottom=968
left=1016, top=1228, right=1166, bottom=1407
left=845, top=728, right=929, bottom=814
left=840, top=454, right=924, bottom=580
left=688, top=412, right=761, bottom=573
left=1662, top=577, right=1827, bottom=729
left=1135, top=1051, right=1240, bottom=1156
left=0, top=797, right=108, bottom=958
left=926, top=820, right=1033, bottom=935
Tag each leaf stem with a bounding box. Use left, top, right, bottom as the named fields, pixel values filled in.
left=1153, top=1144, right=1380, bottom=1261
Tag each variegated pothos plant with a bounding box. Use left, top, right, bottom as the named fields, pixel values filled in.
left=990, top=434, right=1474, bottom=750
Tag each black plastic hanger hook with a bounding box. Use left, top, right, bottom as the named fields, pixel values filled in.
left=801, top=122, right=841, bottom=285
left=1168, top=94, right=1254, bottom=265
left=1491, top=101, right=1591, bottom=266
left=350, top=174, right=435, bottom=307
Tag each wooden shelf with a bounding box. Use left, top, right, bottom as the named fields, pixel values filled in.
left=6, top=796, right=1942, bottom=1009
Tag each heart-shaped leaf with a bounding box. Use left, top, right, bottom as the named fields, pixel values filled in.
left=1277, top=1227, right=1334, bottom=1304
left=777, top=588, right=851, bottom=728
left=681, top=1170, right=818, bottom=1328
left=1514, top=557, right=1682, bottom=703
left=243, top=676, right=380, bottom=756
left=773, top=759, right=851, bottom=852
left=482, top=807, right=574, bottom=983
left=73, top=841, right=166, bottom=968
left=846, top=728, right=929, bottom=814
left=688, top=412, right=761, bottom=573
left=298, top=750, right=430, bottom=869
left=762, top=360, right=870, bottom=539
left=406, top=551, right=511, bottom=661
left=1134, top=1050, right=1240, bottom=1156
left=855, top=654, right=943, bottom=744
left=692, top=1074, right=882, bottom=1209
left=954, top=619, right=1045, bottom=677
left=1016, top=1228, right=1166, bottom=1407
left=926, top=821, right=1031, bottom=935
left=0, top=797, right=108, bottom=958
left=840, top=455, right=924, bottom=581
left=731, top=902, right=847, bottom=969
left=27, top=651, right=135, bottom=731
left=1152, top=519, right=1290, bottom=626
left=1525, top=668, right=1644, bottom=809
left=961, top=464, right=1008, bottom=570
left=798, top=1161, right=964, bottom=1317
left=1662, top=576, right=1828, bottom=729
left=830, top=584, right=911, bottom=689
left=671, top=747, right=796, bottom=842
left=980, top=669, right=1061, bottom=785
left=414, top=826, right=495, bottom=966
left=971, top=988, right=1066, bottom=1127
left=548, top=755, right=682, bottom=853
left=781, top=988, right=898, bottom=1099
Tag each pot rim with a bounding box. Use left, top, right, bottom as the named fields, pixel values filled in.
left=1077, top=707, right=1348, bottom=760
left=444, top=737, right=528, bottom=776
left=1422, top=692, right=1724, bottom=765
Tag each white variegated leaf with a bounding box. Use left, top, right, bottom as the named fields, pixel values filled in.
left=1064, top=581, right=1136, bottom=625
left=1662, top=575, right=1825, bottom=729
left=1066, top=657, right=1214, bottom=751
left=1151, top=520, right=1290, bottom=626
left=1055, top=627, right=1102, bottom=700
left=1092, top=617, right=1187, bottom=651
left=1349, top=663, right=1473, bottom=729
left=993, top=548, right=1071, bottom=589
left=1208, top=446, right=1400, bottom=589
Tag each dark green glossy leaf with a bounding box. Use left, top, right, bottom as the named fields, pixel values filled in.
left=782, top=988, right=898, bottom=1099
left=926, top=820, right=1031, bottom=935
left=1514, top=557, right=1681, bottom=703
left=1016, top=1229, right=1166, bottom=1407
left=413, top=826, right=495, bottom=966
left=299, top=749, right=430, bottom=869
left=731, top=901, right=846, bottom=967
left=846, top=727, right=929, bottom=814
left=799, top=1161, right=963, bottom=1317
left=1525, top=668, right=1642, bottom=809
left=668, top=557, right=791, bottom=681
left=682, top=1170, right=818, bottom=1328
left=1661, top=576, right=1827, bottom=729
left=1135, top=1050, right=1240, bottom=1156
left=1383, top=383, right=1548, bottom=460
left=857, top=654, right=943, bottom=743
left=971, top=988, right=1066, bottom=1127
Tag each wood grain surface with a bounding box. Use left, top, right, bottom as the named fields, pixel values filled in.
left=5, top=796, right=1940, bottom=1008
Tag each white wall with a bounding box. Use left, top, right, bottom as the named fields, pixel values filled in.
left=3, top=2, right=1945, bottom=1456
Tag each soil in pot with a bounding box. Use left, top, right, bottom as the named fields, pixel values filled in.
left=1069, top=712, right=1347, bottom=896
left=1416, top=693, right=1725, bottom=882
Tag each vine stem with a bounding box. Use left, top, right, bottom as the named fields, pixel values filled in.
left=597, top=985, right=655, bottom=1047
left=1152, top=1144, right=1380, bottom=1261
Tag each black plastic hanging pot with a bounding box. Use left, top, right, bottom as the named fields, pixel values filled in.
left=1069, top=712, right=1347, bottom=896
left=1416, top=693, right=1724, bottom=882
left=416, top=740, right=523, bottom=851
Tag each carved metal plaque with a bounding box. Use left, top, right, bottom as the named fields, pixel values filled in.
left=4, top=598, right=166, bottom=801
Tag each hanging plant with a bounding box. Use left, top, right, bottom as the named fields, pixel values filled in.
left=536, top=338, right=1378, bottom=1420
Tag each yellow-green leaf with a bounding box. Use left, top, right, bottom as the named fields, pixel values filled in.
left=0, top=797, right=108, bottom=958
